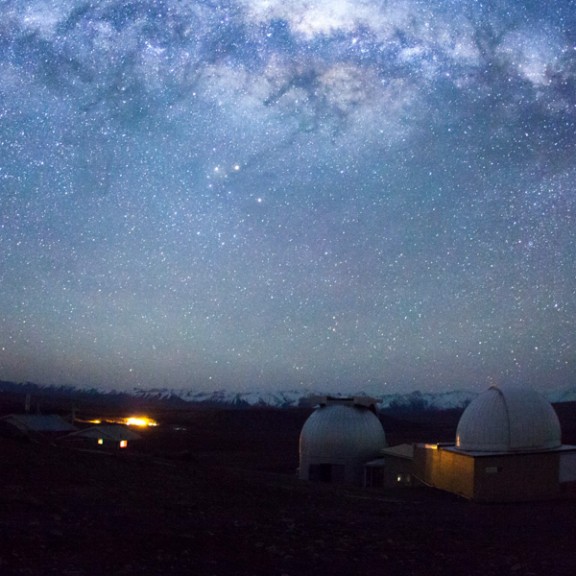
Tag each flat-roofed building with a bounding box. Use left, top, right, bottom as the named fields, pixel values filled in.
left=61, top=425, right=142, bottom=450
left=364, top=443, right=415, bottom=488
left=0, top=414, right=77, bottom=440
left=413, top=386, right=576, bottom=502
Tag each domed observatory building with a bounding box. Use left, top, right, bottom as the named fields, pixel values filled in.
left=299, top=396, right=386, bottom=485
left=414, top=385, right=576, bottom=502
left=456, top=385, right=561, bottom=452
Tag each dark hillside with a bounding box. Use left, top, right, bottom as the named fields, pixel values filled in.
left=1, top=392, right=576, bottom=575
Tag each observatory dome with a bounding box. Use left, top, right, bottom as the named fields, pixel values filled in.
left=456, top=385, right=561, bottom=452
left=300, top=400, right=386, bottom=463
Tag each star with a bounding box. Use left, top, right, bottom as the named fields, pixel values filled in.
left=0, top=0, right=574, bottom=396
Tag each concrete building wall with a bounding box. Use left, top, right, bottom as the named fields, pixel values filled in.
left=414, top=444, right=563, bottom=502
left=560, top=452, right=576, bottom=483
left=413, top=445, right=475, bottom=499
left=382, top=457, right=415, bottom=488
left=364, top=457, right=414, bottom=488
left=301, top=457, right=366, bottom=485
left=559, top=452, right=576, bottom=495
left=472, top=452, right=561, bottom=502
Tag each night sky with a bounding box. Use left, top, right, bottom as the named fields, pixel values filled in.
left=1, top=0, right=575, bottom=395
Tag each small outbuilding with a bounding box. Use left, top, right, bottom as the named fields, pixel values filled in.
left=0, top=414, right=77, bottom=440
left=413, top=385, right=576, bottom=502
left=61, top=425, right=142, bottom=450
left=364, top=444, right=415, bottom=488
left=299, top=396, right=386, bottom=485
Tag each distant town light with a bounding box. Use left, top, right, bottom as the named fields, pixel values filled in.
left=80, top=416, right=159, bottom=427
left=124, top=416, right=158, bottom=427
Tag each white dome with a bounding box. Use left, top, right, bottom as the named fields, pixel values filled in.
left=456, top=385, right=561, bottom=452
left=300, top=402, right=386, bottom=462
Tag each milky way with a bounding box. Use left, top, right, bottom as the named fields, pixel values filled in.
left=1, top=0, right=576, bottom=394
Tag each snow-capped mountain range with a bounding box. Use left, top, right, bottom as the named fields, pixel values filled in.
left=131, top=386, right=576, bottom=410
left=2, top=379, right=575, bottom=411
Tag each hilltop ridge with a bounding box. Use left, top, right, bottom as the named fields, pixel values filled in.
left=1, top=379, right=575, bottom=413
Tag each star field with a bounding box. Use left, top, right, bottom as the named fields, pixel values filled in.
left=1, top=0, right=575, bottom=394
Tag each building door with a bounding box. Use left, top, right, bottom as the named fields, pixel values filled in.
left=309, top=463, right=346, bottom=483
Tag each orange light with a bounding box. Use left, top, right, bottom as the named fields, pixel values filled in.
left=123, top=416, right=158, bottom=427
left=119, top=440, right=128, bottom=449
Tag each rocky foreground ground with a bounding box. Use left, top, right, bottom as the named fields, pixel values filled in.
left=0, top=405, right=575, bottom=576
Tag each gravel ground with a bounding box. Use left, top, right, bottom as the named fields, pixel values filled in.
left=0, top=405, right=575, bottom=576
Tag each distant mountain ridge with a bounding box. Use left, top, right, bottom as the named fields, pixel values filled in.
left=1, top=380, right=575, bottom=412
left=130, top=385, right=576, bottom=411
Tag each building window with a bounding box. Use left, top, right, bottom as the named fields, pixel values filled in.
left=485, top=466, right=502, bottom=474
left=119, top=440, right=128, bottom=449
left=97, top=438, right=104, bottom=445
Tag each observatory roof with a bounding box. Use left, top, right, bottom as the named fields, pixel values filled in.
left=456, top=386, right=561, bottom=453
left=300, top=403, right=386, bottom=460
left=1, top=414, right=77, bottom=433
